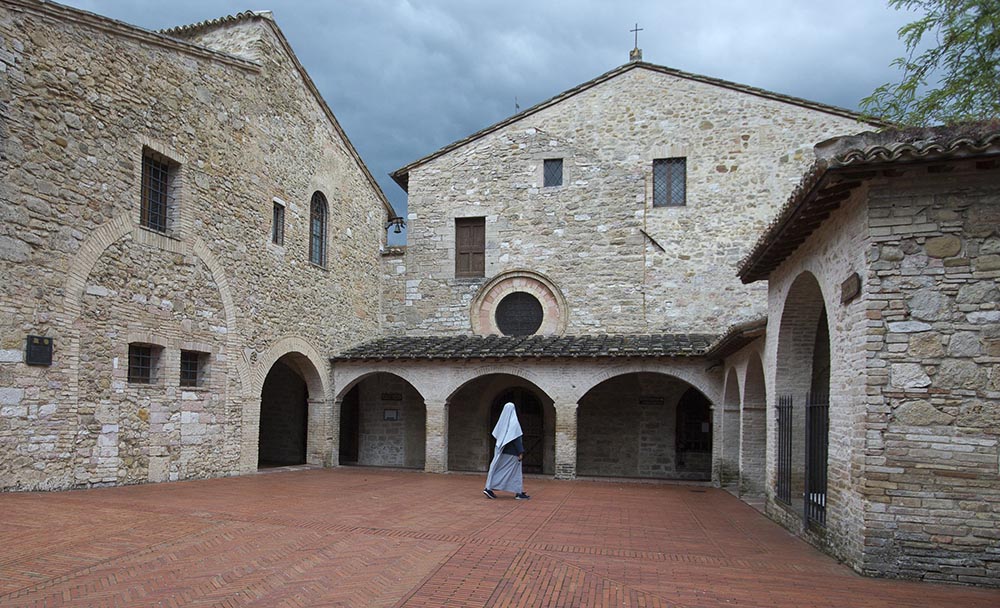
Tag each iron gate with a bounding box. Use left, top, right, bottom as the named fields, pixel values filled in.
left=804, top=391, right=829, bottom=526
left=776, top=394, right=793, bottom=505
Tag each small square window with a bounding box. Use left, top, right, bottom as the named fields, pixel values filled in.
left=653, top=158, right=686, bottom=207
left=140, top=149, right=178, bottom=232
left=128, top=343, right=161, bottom=384
left=543, top=159, right=563, bottom=187
left=272, top=201, right=285, bottom=245
left=180, top=350, right=208, bottom=387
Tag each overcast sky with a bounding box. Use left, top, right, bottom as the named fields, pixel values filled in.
left=62, top=0, right=917, bottom=242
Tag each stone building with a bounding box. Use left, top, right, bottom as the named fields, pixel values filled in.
left=735, top=123, right=1000, bottom=585
left=335, top=58, right=869, bottom=485
left=2, top=0, right=998, bottom=588
left=0, top=0, right=396, bottom=489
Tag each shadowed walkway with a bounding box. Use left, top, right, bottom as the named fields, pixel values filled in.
left=1, top=468, right=997, bottom=607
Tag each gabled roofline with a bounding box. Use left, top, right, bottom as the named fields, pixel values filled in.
left=390, top=61, right=886, bottom=192
left=738, top=122, right=1000, bottom=283
left=3, top=0, right=260, bottom=71
left=163, top=11, right=399, bottom=219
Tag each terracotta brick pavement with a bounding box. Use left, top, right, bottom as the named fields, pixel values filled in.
left=0, top=468, right=997, bottom=607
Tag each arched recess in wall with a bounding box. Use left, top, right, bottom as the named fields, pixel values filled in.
left=63, top=214, right=250, bottom=396
left=741, top=350, right=767, bottom=496
left=253, top=337, right=329, bottom=468
left=336, top=371, right=426, bottom=470
left=446, top=372, right=555, bottom=475
left=774, top=271, right=831, bottom=525
left=576, top=371, right=713, bottom=481
left=720, top=368, right=741, bottom=486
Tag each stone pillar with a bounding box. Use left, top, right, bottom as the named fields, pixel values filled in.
left=554, top=402, right=578, bottom=480
left=424, top=400, right=448, bottom=473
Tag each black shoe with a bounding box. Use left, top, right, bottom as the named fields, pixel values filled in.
left=483, top=489, right=496, bottom=499
left=515, top=492, right=530, bottom=500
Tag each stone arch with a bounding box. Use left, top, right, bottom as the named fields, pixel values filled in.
left=253, top=338, right=330, bottom=469
left=64, top=214, right=249, bottom=395
left=334, top=366, right=428, bottom=403
left=740, top=349, right=767, bottom=496
left=446, top=372, right=556, bottom=475
left=719, top=367, right=741, bottom=485
left=774, top=271, right=831, bottom=520
left=470, top=269, right=568, bottom=336
left=577, top=370, right=714, bottom=480
left=447, top=363, right=555, bottom=403
left=336, top=370, right=426, bottom=469
left=575, top=361, right=719, bottom=406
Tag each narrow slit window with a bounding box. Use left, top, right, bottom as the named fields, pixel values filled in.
left=543, top=159, right=563, bottom=187
left=652, top=158, right=686, bottom=207
left=272, top=201, right=285, bottom=245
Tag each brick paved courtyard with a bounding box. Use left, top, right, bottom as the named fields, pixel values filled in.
left=1, top=468, right=998, bottom=607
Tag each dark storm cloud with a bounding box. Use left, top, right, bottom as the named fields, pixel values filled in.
left=60, top=0, right=917, bottom=241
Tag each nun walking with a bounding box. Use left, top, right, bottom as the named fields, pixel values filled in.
left=483, top=402, right=531, bottom=500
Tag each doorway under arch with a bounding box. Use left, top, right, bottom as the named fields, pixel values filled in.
left=258, top=357, right=309, bottom=468
left=576, top=372, right=713, bottom=480
left=338, top=372, right=426, bottom=469
left=448, top=374, right=555, bottom=475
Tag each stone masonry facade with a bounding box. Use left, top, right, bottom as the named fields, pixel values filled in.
left=0, top=1, right=391, bottom=490
left=385, top=64, right=867, bottom=337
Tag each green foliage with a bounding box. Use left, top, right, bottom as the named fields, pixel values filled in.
left=862, top=0, right=1000, bottom=125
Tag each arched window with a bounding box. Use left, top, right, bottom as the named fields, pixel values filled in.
left=309, top=191, right=327, bottom=266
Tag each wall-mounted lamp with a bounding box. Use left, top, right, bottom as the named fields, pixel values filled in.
left=385, top=217, right=406, bottom=234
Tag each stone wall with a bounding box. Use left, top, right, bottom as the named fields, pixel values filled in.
left=0, top=2, right=389, bottom=490
left=391, top=66, right=867, bottom=337
left=355, top=372, right=426, bottom=469
left=860, top=165, right=1000, bottom=585
left=765, top=187, right=870, bottom=569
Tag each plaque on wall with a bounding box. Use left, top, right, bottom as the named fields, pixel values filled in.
left=26, top=335, right=53, bottom=366
left=383, top=409, right=399, bottom=421
left=841, top=272, right=861, bottom=304
left=381, top=392, right=403, bottom=401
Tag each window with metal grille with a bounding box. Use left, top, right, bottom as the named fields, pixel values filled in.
left=180, top=350, right=206, bottom=388
left=128, top=343, right=158, bottom=384
left=455, top=217, right=485, bottom=278
left=140, top=150, right=175, bottom=232
left=495, top=291, right=543, bottom=336
left=309, top=191, right=327, bottom=266
left=652, top=157, right=686, bottom=207
left=543, top=158, right=563, bottom=187
left=272, top=201, right=285, bottom=245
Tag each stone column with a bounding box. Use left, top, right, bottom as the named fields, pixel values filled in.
left=554, top=402, right=578, bottom=480
left=424, top=400, right=448, bottom=473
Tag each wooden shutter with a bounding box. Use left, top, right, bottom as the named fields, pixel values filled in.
left=455, top=217, right=485, bottom=277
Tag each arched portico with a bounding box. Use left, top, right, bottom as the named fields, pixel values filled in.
left=719, top=368, right=741, bottom=486
left=577, top=371, right=714, bottom=480
left=336, top=372, right=426, bottom=469
left=774, top=271, right=831, bottom=524
left=740, top=351, right=767, bottom=496
left=446, top=373, right=555, bottom=475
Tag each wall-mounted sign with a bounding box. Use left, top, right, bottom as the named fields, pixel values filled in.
left=26, top=335, right=53, bottom=366
left=383, top=408, right=399, bottom=421
left=380, top=392, right=403, bottom=401
left=841, top=272, right=861, bottom=304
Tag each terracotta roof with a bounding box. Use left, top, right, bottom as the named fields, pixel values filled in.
left=738, top=121, right=1000, bottom=283
left=390, top=61, right=883, bottom=192
left=159, top=11, right=264, bottom=37
left=703, top=318, right=767, bottom=361
left=331, top=333, right=716, bottom=362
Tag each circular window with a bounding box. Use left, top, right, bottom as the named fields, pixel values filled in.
left=495, top=292, right=543, bottom=336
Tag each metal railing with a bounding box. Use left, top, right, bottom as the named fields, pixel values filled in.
left=805, top=391, right=829, bottom=526
left=776, top=395, right=793, bottom=505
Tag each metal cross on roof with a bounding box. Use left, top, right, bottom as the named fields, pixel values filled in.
left=631, top=23, right=643, bottom=48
